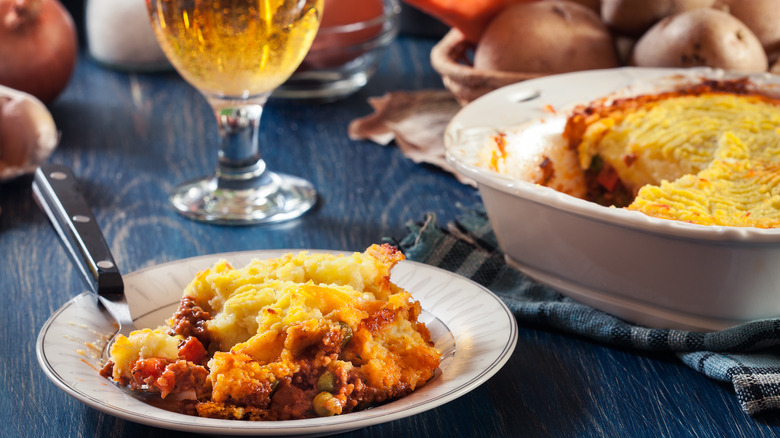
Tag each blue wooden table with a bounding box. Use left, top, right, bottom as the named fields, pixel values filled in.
left=3, top=31, right=780, bottom=437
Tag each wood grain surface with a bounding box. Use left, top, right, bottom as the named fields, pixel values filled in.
left=2, top=35, right=780, bottom=437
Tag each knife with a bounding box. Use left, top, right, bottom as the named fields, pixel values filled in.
left=32, top=163, right=134, bottom=358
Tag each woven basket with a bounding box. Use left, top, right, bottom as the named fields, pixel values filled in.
left=430, top=29, right=547, bottom=106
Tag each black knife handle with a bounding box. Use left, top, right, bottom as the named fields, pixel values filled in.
left=32, top=164, right=124, bottom=299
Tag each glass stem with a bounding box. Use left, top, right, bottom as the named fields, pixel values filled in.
left=169, top=93, right=316, bottom=224
left=208, top=96, right=270, bottom=190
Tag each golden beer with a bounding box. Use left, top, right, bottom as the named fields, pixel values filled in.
left=148, top=0, right=322, bottom=97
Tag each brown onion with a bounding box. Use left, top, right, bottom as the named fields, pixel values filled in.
left=0, top=0, right=77, bottom=104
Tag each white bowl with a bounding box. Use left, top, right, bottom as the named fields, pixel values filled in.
left=445, top=67, right=780, bottom=331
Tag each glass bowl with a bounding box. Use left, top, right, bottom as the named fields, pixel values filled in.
left=273, top=0, right=401, bottom=102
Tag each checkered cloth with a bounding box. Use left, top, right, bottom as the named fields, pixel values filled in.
left=395, top=205, right=780, bottom=415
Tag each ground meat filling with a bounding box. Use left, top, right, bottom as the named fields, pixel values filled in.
left=585, top=155, right=633, bottom=207
left=131, top=358, right=210, bottom=398
left=100, top=297, right=213, bottom=391
left=199, top=325, right=354, bottom=420
left=193, top=316, right=426, bottom=420
left=105, top=305, right=434, bottom=419
left=168, top=296, right=212, bottom=349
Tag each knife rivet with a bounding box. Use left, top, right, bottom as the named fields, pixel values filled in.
left=97, top=260, right=114, bottom=269
left=72, top=215, right=91, bottom=223
left=50, top=171, right=67, bottom=180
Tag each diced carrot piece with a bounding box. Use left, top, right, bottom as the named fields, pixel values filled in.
left=178, top=336, right=208, bottom=364
left=597, top=167, right=620, bottom=192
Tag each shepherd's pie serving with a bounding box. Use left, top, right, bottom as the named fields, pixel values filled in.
left=100, top=244, right=441, bottom=420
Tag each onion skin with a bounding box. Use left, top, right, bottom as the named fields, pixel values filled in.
left=0, top=0, right=78, bottom=104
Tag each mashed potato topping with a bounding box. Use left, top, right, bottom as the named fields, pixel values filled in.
left=629, top=159, right=780, bottom=227
left=571, top=92, right=780, bottom=195
left=481, top=78, right=780, bottom=227
left=100, top=244, right=441, bottom=420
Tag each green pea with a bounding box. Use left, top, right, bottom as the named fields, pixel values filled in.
left=589, top=154, right=604, bottom=172
left=338, top=321, right=353, bottom=348
left=269, top=379, right=279, bottom=396
left=317, top=371, right=336, bottom=393
left=312, top=391, right=335, bottom=417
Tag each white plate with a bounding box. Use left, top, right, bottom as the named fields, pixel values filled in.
left=36, top=249, right=517, bottom=436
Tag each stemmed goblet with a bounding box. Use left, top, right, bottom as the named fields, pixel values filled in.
left=146, top=0, right=322, bottom=224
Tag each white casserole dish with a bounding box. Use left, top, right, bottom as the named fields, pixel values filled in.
left=444, top=67, right=780, bottom=331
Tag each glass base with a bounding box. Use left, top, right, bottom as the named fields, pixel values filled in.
left=273, top=68, right=372, bottom=102
left=169, top=171, right=317, bottom=225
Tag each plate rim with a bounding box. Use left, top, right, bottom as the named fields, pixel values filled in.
left=36, top=248, right=518, bottom=436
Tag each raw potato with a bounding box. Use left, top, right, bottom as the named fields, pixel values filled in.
left=631, top=8, right=768, bottom=72
left=0, top=85, right=58, bottom=180
left=715, top=0, right=780, bottom=63
left=474, top=1, right=619, bottom=74
left=549, top=0, right=600, bottom=14
left=601, top=0, right=716, bottom=37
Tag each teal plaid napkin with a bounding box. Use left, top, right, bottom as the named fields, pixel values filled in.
left=395, top=205, right=780, bottom=416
